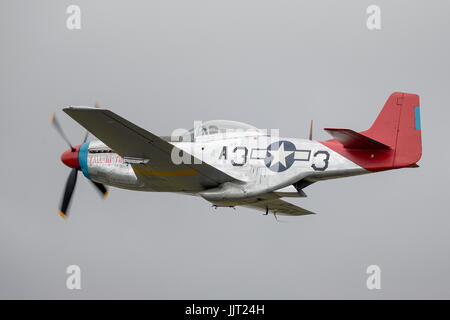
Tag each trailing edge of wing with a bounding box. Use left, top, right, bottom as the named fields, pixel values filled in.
left=324, top=128, right=391, bottom=150
left=242, top=198, right=316, bottom=216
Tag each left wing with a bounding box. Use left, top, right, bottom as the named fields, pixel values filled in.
left=63, top=107, right=239, bottom=192
left=242, top=198, right=316, bottom=216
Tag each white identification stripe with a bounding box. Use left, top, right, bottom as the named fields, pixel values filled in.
left=294, top=150, right=311, bottom=161
left=250, top=148, right=267, bottom=159
left=251, top=148, right=311, bottom=161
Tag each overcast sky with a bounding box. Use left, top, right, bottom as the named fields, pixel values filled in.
left=1, top=0, right=449, bottom=299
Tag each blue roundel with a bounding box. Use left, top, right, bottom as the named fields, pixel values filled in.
left=264, top=140, right=296, bottom=172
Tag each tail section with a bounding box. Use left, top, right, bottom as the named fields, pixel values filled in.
left=362, top=92, right=422, bottom=168
left=321, top=92, right=422, bottom=171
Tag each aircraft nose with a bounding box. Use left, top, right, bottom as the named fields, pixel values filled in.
left=61, top=145, right=81, bottom=169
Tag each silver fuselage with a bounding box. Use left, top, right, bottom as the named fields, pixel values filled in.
left=84, top=132, right=367, bottom=201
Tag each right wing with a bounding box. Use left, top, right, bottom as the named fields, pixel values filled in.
left=63, top=107, right=239, bottom=192
left=242, top=198, right=316, bottom=216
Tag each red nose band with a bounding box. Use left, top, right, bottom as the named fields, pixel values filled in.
left=61, top=145, right=81, bottom=169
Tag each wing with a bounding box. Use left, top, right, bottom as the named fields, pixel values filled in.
left=242, top=198, right=316, bottom=216
left=63, top=107, right=238, bottom=192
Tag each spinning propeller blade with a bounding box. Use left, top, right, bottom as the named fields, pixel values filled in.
left=50, top=112, right=74, bottom=149
left=59, top=168, right=78, bottom=218
left=90, top=180, right=109, bottom=198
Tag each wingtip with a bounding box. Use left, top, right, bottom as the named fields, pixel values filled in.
left=61, top=106, right=71, bottom=114
left=50, top=112, right=55, bottom=123
left=104, top=189, right=109, bottom=199
left=59, top=211, right=67, bottom=219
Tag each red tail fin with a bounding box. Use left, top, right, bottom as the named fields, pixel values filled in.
left=321, top=92, right=422, bottom=171
left=362, top=92, right=422, bottom=168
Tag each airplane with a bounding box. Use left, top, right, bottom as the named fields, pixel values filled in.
left=51, top=92, right=422, bottom=219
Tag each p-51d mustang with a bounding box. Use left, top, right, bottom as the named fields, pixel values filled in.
left=52, top=92, right=422, bottom=219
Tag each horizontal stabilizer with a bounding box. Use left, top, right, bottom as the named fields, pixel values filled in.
left=324, top=128, right=391, bottom=150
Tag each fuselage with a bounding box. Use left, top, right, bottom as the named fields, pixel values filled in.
left=73, top=131, right=367, bottom=199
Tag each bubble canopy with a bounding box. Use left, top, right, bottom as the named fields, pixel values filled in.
left=182, top=120, right=263, bottom=141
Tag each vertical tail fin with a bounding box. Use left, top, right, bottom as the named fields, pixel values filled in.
left=321, top=92, right=422, bottom=172
left=362, top=92, right=422, bottom=168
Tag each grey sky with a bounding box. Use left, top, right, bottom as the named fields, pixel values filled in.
left=1, top=0, right=449, bottom=299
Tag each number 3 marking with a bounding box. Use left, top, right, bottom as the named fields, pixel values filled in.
left=311, top=151, right=330, bottom=171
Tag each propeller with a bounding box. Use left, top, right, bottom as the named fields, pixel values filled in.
left=50, top=112, right=74, bottom=150
left=51, top=109, right=108, bottom=219
left=60, top=168, right=78, bottom=218
left=309, top=120, right=313, bottom=140
left=90, top=180, right=109, bottom=198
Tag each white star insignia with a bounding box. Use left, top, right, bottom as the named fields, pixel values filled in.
left=269, top=142, right=293, bottom=168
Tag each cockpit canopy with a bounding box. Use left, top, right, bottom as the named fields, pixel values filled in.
left=179, top=120, right=265, bottom=141
left=195, top=120, right=259, bottom=135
